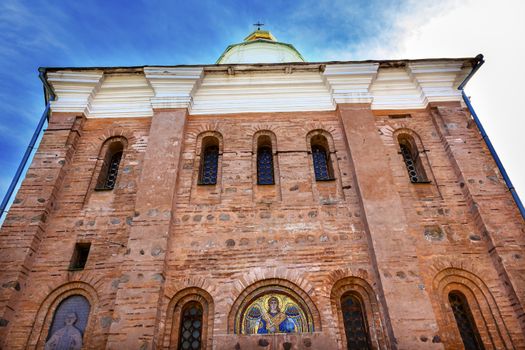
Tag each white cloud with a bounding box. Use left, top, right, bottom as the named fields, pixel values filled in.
left=352, top=0, right=525, bottom=202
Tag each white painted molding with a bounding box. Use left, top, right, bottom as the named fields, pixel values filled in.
left=322, top=63, right=379, bottom=104
left=407, top=61, right=465, bottom=104
left=190, top=71, right=335, bottom=115
left=370, top=67, right=427, bottom=110
left=45, top=60, right=473, bottom=117
left=86, top=74, right=154, bottom=118
left=48, top=71, right=104, bottom=113
left=144, top=67, right=204, bottom=109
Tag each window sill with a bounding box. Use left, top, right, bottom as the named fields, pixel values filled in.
left=197, top=183, right=217, bottom=186
left=315, top=178, right=336, bottom=182
left=257, top=183, right=275, bottom=186
left=411, top=181, right=432, bottom=184
left=94, top=187, right=114, bottom=191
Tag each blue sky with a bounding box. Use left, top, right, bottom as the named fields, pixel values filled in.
left=1, top=0, right=524, bottom=212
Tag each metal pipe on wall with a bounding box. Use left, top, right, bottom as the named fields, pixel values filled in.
left=458, top=54, right=524, bottom=218
left=461, top=90, right=525, bottom=219
left=0, top=70, right=54, bottom=222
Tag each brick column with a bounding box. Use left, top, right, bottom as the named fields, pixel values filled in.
left=337, top=104, right=443, bottom=349
left=106, top=109, right=187, bottom=349
left=430, top=102, right=525, bottom=332
left=0, top=113, right=84, bottom=342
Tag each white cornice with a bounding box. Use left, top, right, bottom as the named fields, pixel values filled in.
left=190, top=71, right=335, bottom=115
left=144, top=67, right=204, bottom=110
left=370, top=67, right=428, bottom=110
left=45, top=60, right=473, bottom=117
left=86, top=75, right=154, bottom=118
left=322, top=63, right=379, bottom=104
left=407, top=61, right=465, bottom=104
left=48, top=71, right=104, bottom=113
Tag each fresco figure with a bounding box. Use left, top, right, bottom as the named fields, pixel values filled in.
left=45, top=312, right=83, bottom=350
left=246, top=296, right=302, bottom=334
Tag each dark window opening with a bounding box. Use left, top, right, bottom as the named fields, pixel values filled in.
left=311, top=134, right=334, bottom=181
left=341, top=293, right=371, bottom=350
left=69, top=243, right=91, bottom=271
left=179, top=302, right=203, bottom=350
left=398, top=136, right=428, bottom=183
left=198, top=137, right=219, bottom=185
left=257, top=146, right=274, bottom=185
left=104, top=151, right=122, bottom=189
left=95, top=140, right=124, bottom=190
left=449, top=292, right=485, bottom=350
left=256, top=135, right=275, bottom=185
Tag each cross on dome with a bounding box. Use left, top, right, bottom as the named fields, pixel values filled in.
left=253, top=22, right=265, bottom=31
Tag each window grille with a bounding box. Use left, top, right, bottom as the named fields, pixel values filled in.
left=199, top=145, right=219, bottom=185
left=312, top=145, right=332, bottom=181
left=179, top=302, right=203, bottom=350
left=449, top=292, right=485, bottom=350
left=257, top=146, right=274, bottom=185
left=399, top=137, right=428, bottom=183
left=103, top=151, right=122, bottom=189
left=95, top=139, right=124, bottom=191
left=341, top=294, right=371, bottom=350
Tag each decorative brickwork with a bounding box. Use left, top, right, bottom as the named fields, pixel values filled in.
left=27, top=282, right=98, bottom=349
left=161, top=287, right=214, bottom=350
left=330, top=276, right=389, bottom=349
left=432, top=267, right=524, bottom=349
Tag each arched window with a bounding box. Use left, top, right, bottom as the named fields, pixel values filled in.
left=45, top=295, right=90, bottom=348
left=95, top=139, right=124, bottom=190
left=178, top=302, right=204, bottom=350
left=257, top=135, right=274, bottom=185
left=398, top=135, right=428, bottom=183
left=310, top=135, right=334, bottom=181
left=341, top=293, right=371, bottom=350
left=198, top=136, right=219, bottom=185
left=448, top=292, right=484, bottom=350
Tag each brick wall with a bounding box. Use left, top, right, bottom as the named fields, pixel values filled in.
left=0, top=104, right=523, bottom=349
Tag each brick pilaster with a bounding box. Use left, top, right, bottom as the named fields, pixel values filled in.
left=337, top=104, right=443, bottom=349
left=106, top=109, right=187, bottom=349
left=430, top=102, right=525, bottom=332
left=0, top=112, right=84, bottom=342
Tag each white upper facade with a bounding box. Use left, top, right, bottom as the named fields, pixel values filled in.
left=43, top=29, right=477, bottom=118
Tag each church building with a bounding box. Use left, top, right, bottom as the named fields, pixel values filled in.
left=0, top=27, right=524, bottom=349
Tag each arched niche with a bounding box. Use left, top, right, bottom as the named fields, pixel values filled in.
left=27, top=282, right=98, bottom=349
left=330, top=276, right=391, bottom=349
left=432, top=267, right=520, bottom=349
left=161, top=287, right=214, bottom=350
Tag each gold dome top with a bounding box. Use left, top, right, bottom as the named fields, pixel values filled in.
left=244, top=29, right=277, bottom=42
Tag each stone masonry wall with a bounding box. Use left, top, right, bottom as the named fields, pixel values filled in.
left=1, top=117, right=151, bottom=348
left=0, top=104, right=524, bottom=349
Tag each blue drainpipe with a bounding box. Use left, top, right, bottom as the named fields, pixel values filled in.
left=0, top=69, right=55, bottom=222
left=459, top=54, right=525, bottom=219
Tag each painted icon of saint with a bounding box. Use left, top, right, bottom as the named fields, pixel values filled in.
left=245, top=296, right=302, bottom=334
left=45, top=312, right=83, bottom=350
